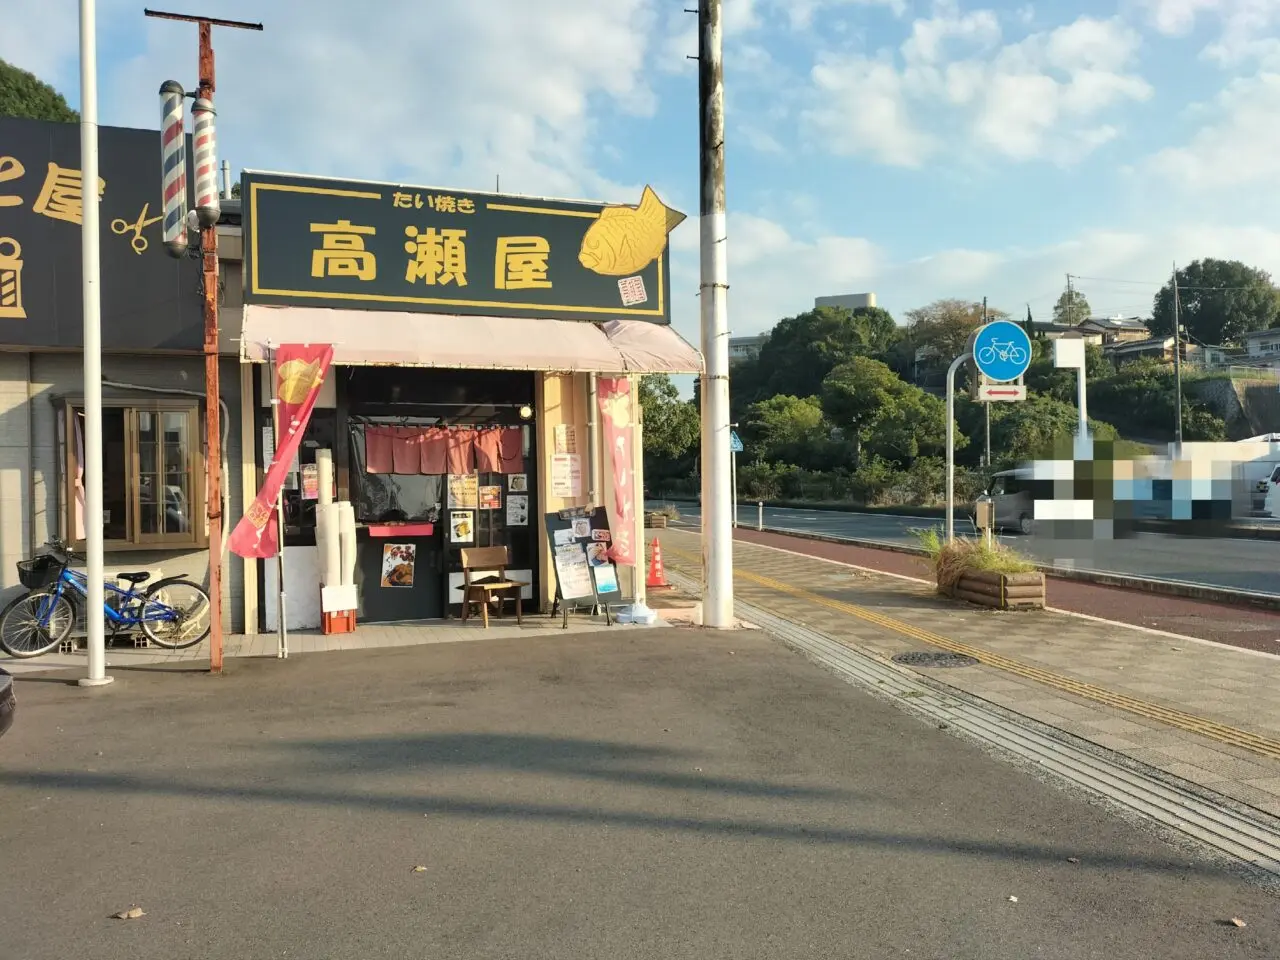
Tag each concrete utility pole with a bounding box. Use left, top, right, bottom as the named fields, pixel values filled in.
left=78, top=0, right=112, bottom=688
left=697, top=0, right=733, bottom=628
left=1172, top=263, right=1184, bottom=450
left=146, top=9, right=262, bottom=673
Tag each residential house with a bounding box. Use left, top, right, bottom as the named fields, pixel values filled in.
left=1077, top=316, right=1150, bottom=344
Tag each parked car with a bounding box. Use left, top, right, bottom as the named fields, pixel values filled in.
left=0, top=667, right=14, bottom=740
left=984, top=468, right=1036, bottom=535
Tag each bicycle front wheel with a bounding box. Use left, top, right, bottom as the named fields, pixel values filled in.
left=141, top=579, right=212, bottom=650
left=0, top=590, right=75, bottom=658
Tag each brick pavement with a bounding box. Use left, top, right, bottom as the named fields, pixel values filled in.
left=726, top=525, right=1280, bottom=653
left=656, top=526, right=1280, bottom=818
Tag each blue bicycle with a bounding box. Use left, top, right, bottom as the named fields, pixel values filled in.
left=0, top=539, right=211, bottom=659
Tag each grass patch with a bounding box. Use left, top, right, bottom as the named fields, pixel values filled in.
left=913, top=527, right=1037, bottom=593
left=649, top=503, right=681, bottom=521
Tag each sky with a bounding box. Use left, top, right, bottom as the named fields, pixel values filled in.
left=4, top=0, right=1280, bottom=365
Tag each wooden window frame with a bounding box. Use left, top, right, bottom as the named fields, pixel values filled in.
left=62, top=399, right=207, bottom=552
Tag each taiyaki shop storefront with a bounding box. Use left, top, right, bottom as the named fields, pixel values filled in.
left=235, top=170, right=702, bottom=630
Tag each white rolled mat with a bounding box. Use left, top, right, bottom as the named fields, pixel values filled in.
left=316, top=448, right=334, bottom=506
left=338, top=501, right=357, bottom=587
left=316, top=502, right=341, bottom=588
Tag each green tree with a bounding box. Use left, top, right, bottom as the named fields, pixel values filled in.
left=1151, top=259, right=1280, bottom=344
left=750, top=305, right=900, bottom=402
left=639, top=375, right=699, bottom=459
left=905, top=299, right=1006, bottom=362
left=1023, top=339, right=1110, bottom=403
left=821, top=357, right=959, bottom=466
left=743, top=394, right=831, bottom=469
left=0, top=59, right=78, bottom=122
left=1052, top=287, right=1091, bottom=326
left=231, top=181, right=241, bottom=198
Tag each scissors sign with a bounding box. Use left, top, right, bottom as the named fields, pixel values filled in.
left=111, top=203, right=163, bottom=255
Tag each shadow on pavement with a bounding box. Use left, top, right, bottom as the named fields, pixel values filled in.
left=0, top=730, right=1243, bottom=881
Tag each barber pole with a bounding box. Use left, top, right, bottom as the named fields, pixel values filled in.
left=191, top=97, right=220, bottom=227
left=158, top=80, right=187, bottom=258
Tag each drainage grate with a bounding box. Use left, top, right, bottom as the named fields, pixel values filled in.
left=892, top=651, right=979, bottom=669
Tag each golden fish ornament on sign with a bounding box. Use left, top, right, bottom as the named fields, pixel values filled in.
left=578, top=185, right=686, bottom=277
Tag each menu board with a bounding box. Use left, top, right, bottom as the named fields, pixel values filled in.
left=543, top=505, right=621, bottom=608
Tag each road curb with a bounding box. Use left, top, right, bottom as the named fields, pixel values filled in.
left=652, top=497, right=1280, bottom=540
left=717, top=523, right=1280, bottom=613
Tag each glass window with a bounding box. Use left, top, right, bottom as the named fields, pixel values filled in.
left=66, top=403, right=202, bottom=547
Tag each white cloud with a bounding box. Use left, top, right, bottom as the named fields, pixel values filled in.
left=1146, top=72, right=1280, bottom=187
left=801, top=10, right=1151, bottom=166
left=805, top=56, right=936, bottom=166
left=1136, top=0, right=1280, bottom=66
left=675, top=215, right=1280, bottom=342
left=770, top=0, right=908, bottom=32
left=37, top=0, right=663, bottom=204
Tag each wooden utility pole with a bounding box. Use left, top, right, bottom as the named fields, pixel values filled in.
left=146, top=9, right=262, bottom=673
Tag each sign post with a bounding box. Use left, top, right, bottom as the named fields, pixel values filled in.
left=729, top=428, right=743, bottom=529
left=949, top=320, right=1032, bottom=541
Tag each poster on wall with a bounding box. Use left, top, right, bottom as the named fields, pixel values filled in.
left=592, top=563, right=620, bottom=594
left=447, top=474, right=478, bottom=509
left=507, top=494, right=529, bottom=526
left=380, top=543, right=416, bottom=588
left=508, top=473, right=528, bottom=493
left=553, top=424, right=578, bottom=455
left=551, top=454, right=582, bottom=498
left=479, top=485, right=502, bottom=510
left=449, top=510, right=475, bottom=543
left=301, top=463, right=319, bottom=500
left=554, top=543, right=594, bottom=599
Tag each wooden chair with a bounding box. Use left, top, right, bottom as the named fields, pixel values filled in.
left=457, top=546, right=528, bottom=627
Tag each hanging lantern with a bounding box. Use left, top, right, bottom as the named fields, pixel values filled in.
left=191, top=97, right=220, bottom=228
left=158, top=80, right=188, bottom=257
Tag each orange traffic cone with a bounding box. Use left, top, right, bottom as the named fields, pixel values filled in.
left=646, top=537, right=671, bottom=589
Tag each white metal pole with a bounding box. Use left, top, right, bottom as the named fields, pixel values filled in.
left=757, top=501, right=762, bottom=531
left=731, top=450, right=737, bottom=528
left=1077, top=366, right=1088, bottom=438
left=699, top=0, right=733, bottom=628
left=268, top=345, right=287, bottom=658
left=945, top=353, right=970, bottom=544
left=78, top=0, right=112, bottom=688
left=632, top=376, right=646, bottom=606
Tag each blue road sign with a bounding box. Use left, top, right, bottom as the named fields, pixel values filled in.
left=729, top=430, right=744, bottom=453
left=971, top=320, right=1032, bottom=383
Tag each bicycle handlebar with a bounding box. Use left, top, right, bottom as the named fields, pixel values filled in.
left=39, top=539, right=83, bottom=564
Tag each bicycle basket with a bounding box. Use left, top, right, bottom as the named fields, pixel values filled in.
left=16, top=555, right=62, bottom=590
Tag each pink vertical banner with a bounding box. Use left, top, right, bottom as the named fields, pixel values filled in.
left=597, top=376, right=636, bottom=565
left=229, top=344, right=334, bottom=559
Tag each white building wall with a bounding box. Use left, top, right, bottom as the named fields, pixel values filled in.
left=0, top=353, right=246, bottom=631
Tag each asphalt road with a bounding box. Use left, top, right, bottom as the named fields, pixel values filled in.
left=661, top=501, right=1280, bottom=596
left=2, top=633, right=1277, bottom=959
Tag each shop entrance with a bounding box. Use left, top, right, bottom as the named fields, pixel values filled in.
left=343, top=367, right=538, bottom=624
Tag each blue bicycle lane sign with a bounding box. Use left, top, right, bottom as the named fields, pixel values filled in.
left=970, top=320, right=1032, bottom=383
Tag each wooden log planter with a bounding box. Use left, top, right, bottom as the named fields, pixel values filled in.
left=949, top=569, right=1046, bottom=610
left=644, top=513, right=669, bottom=529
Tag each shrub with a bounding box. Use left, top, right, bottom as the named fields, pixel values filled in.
left=914, top=528, right=1037, bottom=593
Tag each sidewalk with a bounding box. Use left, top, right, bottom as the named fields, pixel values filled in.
left=656, top=526, right=1280, bottom=819
left=0, top=614, right=631, bottom=676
